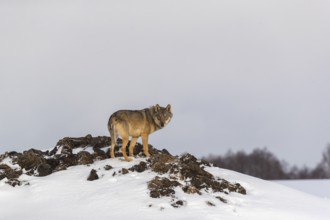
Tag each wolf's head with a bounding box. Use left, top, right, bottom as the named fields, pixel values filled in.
left=152, top=104, right=173, bottom=128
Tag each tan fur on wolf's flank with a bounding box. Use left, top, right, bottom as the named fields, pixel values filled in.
left=108, top=104, right=173, bottom=161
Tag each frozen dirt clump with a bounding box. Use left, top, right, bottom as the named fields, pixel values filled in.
left=76, top=151, right=94, bottom=165
left=145, top=152, right=247, bottom=206
left=16, top=149, right=48, bottom=174
left=148, top=152, right=176, bottom=174
left=0, top=164, right=22, bottom=180
left=148, top=176, right=181, bottom=198
left=129, top=161, right=148, bottom=173
left=87, top=169, right=99, bottom=181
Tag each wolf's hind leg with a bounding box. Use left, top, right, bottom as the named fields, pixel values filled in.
left=128, top=137, right=138, bottom=157
left=121, top=137, right=131, bottom=162
left=110, top=130, right=118, bottom=159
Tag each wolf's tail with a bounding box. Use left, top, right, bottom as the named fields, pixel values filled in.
left=108, top=115, right=118, bottom=145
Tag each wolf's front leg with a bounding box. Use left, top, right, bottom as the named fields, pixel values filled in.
left=141, top=134, right=150, bottom=157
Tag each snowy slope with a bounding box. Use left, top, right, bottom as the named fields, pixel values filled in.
left=275, top=179, right=330, bottom=199
left=1, top=157, right=330, bottom=220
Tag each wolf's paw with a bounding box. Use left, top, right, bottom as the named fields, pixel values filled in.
left=124, top=157, right=133, bottom=162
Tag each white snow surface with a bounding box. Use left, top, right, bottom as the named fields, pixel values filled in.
left=275, top=179, right=330, bottom=199
left=1, top=157, right=330, bottom=220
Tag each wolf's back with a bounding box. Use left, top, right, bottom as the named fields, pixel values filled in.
left=108, top=109, right=148, bottom=130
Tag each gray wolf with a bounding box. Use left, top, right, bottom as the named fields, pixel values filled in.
left=108, top=104, right=173, bottom=161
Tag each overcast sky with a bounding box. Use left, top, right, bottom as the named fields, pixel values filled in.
left=1, top=0, right=330, bottom=167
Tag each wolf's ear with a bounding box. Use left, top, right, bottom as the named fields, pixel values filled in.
left=166, top=104, right=172, bottom=112
left=155, top=104, right=161, bottom=112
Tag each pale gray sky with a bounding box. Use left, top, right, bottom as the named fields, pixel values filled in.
left=1, top=0, right=330, bottom=167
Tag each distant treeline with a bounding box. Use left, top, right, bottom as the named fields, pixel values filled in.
left=204, top=145, right=330, bottom=180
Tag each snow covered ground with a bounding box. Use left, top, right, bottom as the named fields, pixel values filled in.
left=275, top=179, right=330, bottom=199
left=1, top=157, right=330, bottom=220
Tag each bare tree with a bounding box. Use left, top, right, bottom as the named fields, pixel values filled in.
left=314, top=144, right=330, bottom=178
left=205, top=145, right=330, bottom=180
left=205, top=148, right=288, bottom=180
